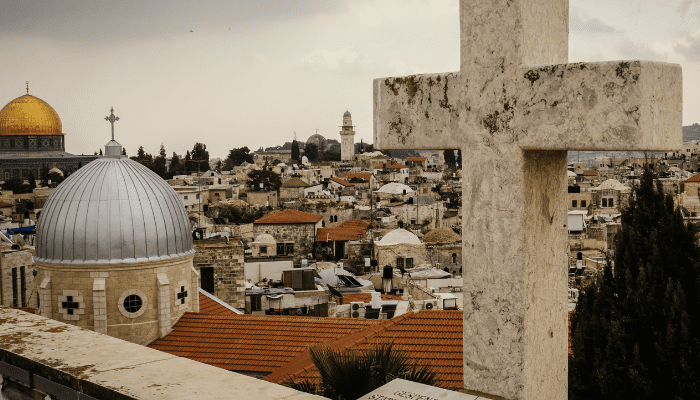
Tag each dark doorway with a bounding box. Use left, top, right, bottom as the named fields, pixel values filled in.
left=201, top=267, right=214, bottom=294
left=335, top=241, right=345, bottom=260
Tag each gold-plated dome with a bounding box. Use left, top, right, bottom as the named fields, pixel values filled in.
left=0, top=94, right=63, bottom=136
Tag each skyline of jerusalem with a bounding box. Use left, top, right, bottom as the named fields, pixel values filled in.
left=0, top=1, right=699, bottom=399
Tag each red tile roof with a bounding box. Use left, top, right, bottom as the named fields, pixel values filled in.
left=582, top=170, right=597, bottom=176
left=148, top=313, right=380, bottom=376
left=330, top=177, right=353, bottom=187
left=265, top=310, right=463, bottom=389
left=254, top=209, right=322, bottom=224
left=0, top=201, right=12, bottom=208
left=407, top=157, right=426, bottom=162
left=686, top=173, right=700, bottom=182
left=317, top=220, right=376, bottom=242
left=198, top=291, right=241, bottom=316
left=374, top=162, right=408, bottom=170
left=342, top=172, right=373, bottom=180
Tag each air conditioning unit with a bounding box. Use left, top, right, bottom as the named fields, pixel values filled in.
left=423, top=300, right=438, bottom=311
left=350, top=302, right=366, bottom=318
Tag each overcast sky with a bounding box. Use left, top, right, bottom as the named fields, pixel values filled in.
left=1, top=0, right=699, bottom=159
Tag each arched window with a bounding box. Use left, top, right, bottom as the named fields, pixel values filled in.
left=451, top=253, right=457, bottom=263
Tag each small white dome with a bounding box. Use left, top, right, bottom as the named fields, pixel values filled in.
left=376, top=183, right=414, bottom=195
left=376, top=229, right=422, bottom=246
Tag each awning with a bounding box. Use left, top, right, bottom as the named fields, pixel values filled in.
left=7, top=226, right=35, bottom=234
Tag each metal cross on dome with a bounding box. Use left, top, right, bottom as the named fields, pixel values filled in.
left=104, top=107, right=120, bottom=141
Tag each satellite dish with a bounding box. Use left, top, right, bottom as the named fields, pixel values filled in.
left=14, top=235, right=25, bottom=248
left=425, top=302, right=434, bottom=310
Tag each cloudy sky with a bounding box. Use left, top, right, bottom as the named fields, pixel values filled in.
left=1, top=0, right=698, bottom=159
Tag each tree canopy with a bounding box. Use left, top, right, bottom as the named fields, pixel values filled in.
left=304, top=143, right=319, bottom=162
left=247, top=169, right=281, bottom=192
left=291, top=140, right=300, bottom=163
left=569, top=167, right=700, bottom=399
left=224, top=147, right=254, bottom=170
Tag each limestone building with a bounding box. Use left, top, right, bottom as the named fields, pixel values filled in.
left=340, top=110, right=355, bottom=162
left=0, top=85, right=96, bottom=180
left=33, top=120, right=199, bottom=345
left=375, top=228, right=427, bottom=269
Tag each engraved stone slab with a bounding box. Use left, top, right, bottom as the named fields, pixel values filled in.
left=359, top=379, right=482, bottom=400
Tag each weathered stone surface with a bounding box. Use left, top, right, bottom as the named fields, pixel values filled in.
left=359, top=378, right=481, bottom=400
left=373, top=0, right=682, bottom=399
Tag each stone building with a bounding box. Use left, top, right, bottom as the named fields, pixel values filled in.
left=246, top=190, right=279, bottom=208
left=590, top=179, right=631, bottom=215
left=33, top=135, right=198, bottom=345
left=340, top=110, right=356, bottom=162
left=193, top=237, right=245, bottom=309
left=280, top=177, right=311, bottom=201
left=423, top=227, right=462, bottom=275
left=0, top=86, right=97, bottom=181
left=374, top=228, right=427, bottom=269
left=0, top=247, right=34, bottom=308
left=253, top=209, right=323, bottom=264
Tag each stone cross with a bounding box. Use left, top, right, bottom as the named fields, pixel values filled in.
left=104, top=107, right=119, bottom=141
left=373, top=1, right=681, bottom=399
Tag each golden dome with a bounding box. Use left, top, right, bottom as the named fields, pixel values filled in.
left=0, top=94, right=63, bottom=136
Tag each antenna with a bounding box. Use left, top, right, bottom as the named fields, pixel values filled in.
left=26, top=81, right=29, bottom=94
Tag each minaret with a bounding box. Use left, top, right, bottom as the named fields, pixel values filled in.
left=339, top=110, right=355, bottom=162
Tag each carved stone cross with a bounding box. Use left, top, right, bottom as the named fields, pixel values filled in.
left=104, top=107, right=119, bottom=141
left=373, top=1, right=681, bottom=399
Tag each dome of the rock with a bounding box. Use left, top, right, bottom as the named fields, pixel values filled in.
left=0, top=94, right=63, bottom=136
left=36, top=156, right=194, bottom=265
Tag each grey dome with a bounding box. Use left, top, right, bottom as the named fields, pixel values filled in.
left=343, top=110, right=351, bottom=117
left=36, top=157, right=194, bottom=265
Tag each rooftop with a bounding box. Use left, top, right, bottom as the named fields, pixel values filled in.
left=341, top=172, right=373, bottom=180
left=254, top=209, right=323, bottom=225
left=148, top=313, right=380, bottom=376
left=264, top=310, right=464, bottom=390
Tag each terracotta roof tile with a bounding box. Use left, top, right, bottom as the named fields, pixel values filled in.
left=198, top=291, right=241, bottom=316
left=407, top=157, right=426, bottom=162
left=583, top=170, right=597, bottom=176
left=374, top=162, right=408, bottom=170
left=264, top=310, right=464, bottom=389
left=254, top=209, right=322, bottom=224
left=686, top=172, right=700, bottom=182
left=330, top=177, right=353, bottom=187
left=0, top=201, right=12, bottom=208
left=149, top=313, right=380, bottom=376
left=317, top=227, right=366, bottom=242
left=342, top=173, right=373, bottom=180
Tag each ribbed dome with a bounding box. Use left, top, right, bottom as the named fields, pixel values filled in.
left=422, top=227, right=461, bottom=243
left=0, top=94, right=63, bottom=135
left=36, top=157, right=194, bottom=265
left=343, top=110, right=351, bottom=117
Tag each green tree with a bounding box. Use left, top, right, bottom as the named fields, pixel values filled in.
left=247, top=169, right=281, bottom=191
left=283, top=341, right=443, bottom=400
left=137, top=146, right=147, bottom=159
left=99, top=148, right=103, bottom=156
left=304, top=143, right=319, bottom=162
left=224, top=147, right=254, bottom=170
left=2, top=178, right=30, bottom=194
left=291, top=140, right=300, bottom=163
left=191, top=142, right=209, bottom=163
left=152, top=145, right=167, bottom=178
left=569, top=167, right=700, bottom=399
left=121, top=148, right=127, bottom=156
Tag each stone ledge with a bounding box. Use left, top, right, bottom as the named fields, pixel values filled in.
left=0, top=308, right=323, bottom=400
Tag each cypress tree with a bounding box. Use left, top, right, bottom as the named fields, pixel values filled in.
left=569, top=167, right=700, bottom=399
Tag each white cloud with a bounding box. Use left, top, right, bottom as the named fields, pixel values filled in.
left=674, top=29, right=700, bottom=61
left=296, top=47, right=360, bottom=70
left=618, top=38, right=668, bottom=61
left=570, top=6, right=623, bottom=36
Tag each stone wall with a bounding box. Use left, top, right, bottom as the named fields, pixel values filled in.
left=193, top=237, right=245, bottom=309
left=426, top=244, right=462, bottom=275
left=253, top=222, right=320, bottom=265
left=0, top=249, right=35, bottom=308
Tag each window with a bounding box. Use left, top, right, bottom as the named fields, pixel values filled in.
left=177, top=286, right=188, bottom=305
left=11, top=268, right=18, bottom=307
left=277, top=243, right=285, bottom=255
left=20, top=266, right=26, bottom=307
left=452, top=253, right=457, bottom=263
left=184, top=195, right=188, bottom=200
left=406, top=258, right=414, bottom=268
left=396, top=258, right=404, bottom=269
left=259, top=245, right=267, bottom=255
left=581, top=200, right=586, bottom=208
left=123, top=295, right=143, bottom=313
left=285, top=243, right=294, bottom=254
left=602, top=198, right=607, bottom=207
left=608, top=198, right=614, bottom=207
left=251, top=296, right=262, bottom=312
left=215, top=193, right=220, bottom=197
left=196, top=194, right=200, bottom=199
left=572, top=200, right=577, bottom=208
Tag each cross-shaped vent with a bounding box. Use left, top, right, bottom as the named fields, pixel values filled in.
left=177, top=286, right=188, bottom=305
left=61, top=296, right=80, bottom=315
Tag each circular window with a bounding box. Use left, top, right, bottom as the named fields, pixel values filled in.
left=118, top=289, right=148, bottom=318
left=123, top=294, right=142, bottom=313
